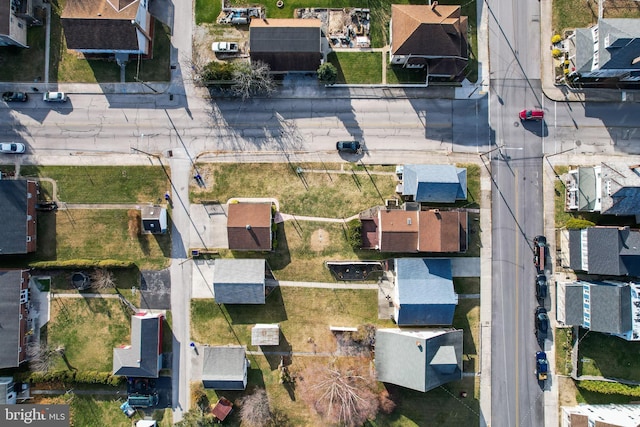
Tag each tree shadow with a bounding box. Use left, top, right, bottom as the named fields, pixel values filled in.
left=262, top=331, right=292, bottom=371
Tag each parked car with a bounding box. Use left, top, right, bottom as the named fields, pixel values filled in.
left=211, top=42, right=239, bottom=53
left=2, top=91, right=28, bottom=102
left=0, top=142, right=26, bottom=154
left=36, top=201, right=58, bottom=211
left=535, top=306, right=549, bottom=341
left=533, top=235, right=546, bottom=273
left=519, top=109, right=544, bottom=121
left=43, top=91, right=67, bottom=102
left=336, top=140, right=362, bottom=154
left=536, top=274, right=548, bottom=302
left=535, top=351, right=548, bottom=382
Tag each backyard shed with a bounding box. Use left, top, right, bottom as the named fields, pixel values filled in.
left=202, top=346, right=249, bottom=390
left=141, top=206, right=168, bottom=234
left=251, top=324, right=280, bottom=346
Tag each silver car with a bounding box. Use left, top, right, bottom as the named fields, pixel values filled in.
left=43, top=91, right=67, bottom=102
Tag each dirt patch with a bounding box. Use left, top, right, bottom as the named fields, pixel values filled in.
left=310, top=228, right=330, bottom=251
left=558, top=376, right=579, bottom=407
left=128, top=209, right=141, bottom=238
left=192, top=23, right=250, bottom=67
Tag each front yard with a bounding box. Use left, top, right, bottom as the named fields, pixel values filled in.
left=577, top=330, right=640, bottom=382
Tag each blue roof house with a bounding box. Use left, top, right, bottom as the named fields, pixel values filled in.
left=401, top=165, right=467, bottom=203
left=391, top=258, right=458, bottom=326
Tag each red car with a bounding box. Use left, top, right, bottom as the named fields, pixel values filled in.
left=519, top=109, right=544, bottom=121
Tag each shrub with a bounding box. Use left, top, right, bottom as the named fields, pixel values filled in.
left=345, top=219, right=362, bottom=250
left=577, top=380, right=640, bottom=397
left=202, top=61, right=235, bottom=82
left=551, top=34, right=562, bottom=44
left=378, top=389, right=397, bottom=415
left=317, top=63, right=338, bottom=84
left=566, top=218, right=595, bottom=229
left=552, top=49, right=563, bottom=59
left=24, top=370, right=124, bottom=387
left=29, top=259, right=135, bottom=269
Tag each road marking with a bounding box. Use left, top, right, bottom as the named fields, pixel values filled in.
left=515, top=167, right=520, bottom=427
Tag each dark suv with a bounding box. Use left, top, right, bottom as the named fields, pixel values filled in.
left=535, top=306, right=549, bottom=343
left=336, top=140, right=362, bottom=154
left=536, top=274, right=548, bottom=302
left=2, top=92, right=28, bottom=102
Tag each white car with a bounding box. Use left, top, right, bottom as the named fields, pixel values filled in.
left=0, top=142, right=26, bottom=154
left=211, top=42, right=239, bottom=53
left=43, top=91, right=67, bottom=102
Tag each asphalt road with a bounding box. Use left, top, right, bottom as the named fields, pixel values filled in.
left=486, top=0, right=548, bottom=422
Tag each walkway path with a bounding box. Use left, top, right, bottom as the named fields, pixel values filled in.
left=51, top=293, right=120, bottom=299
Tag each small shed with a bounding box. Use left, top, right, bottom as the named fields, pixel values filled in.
left=251, top=324, right=280, bottom=346
left=202, top=346, right=249, bottom=390
left=213, top=259, right=266, bottom=304
left=141, top=206, right=168, bottom=234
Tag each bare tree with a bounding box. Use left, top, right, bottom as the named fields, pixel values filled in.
left=90, top=268, right=116, bottom=290
left=240, top=388, right=272, bottom=427
left=231, top=61, right=276, bottom=100
left=27, top=343, right=65, bottom=372
left=298, top=359, right=379, bottom=427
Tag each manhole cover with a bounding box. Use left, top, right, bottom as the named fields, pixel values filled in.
left=575, top=140, right=582, bottom=146
left=514, top=122, right=520, bottom=127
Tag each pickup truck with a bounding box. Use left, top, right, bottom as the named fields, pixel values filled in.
left=536, top=351, right=549, bottom=381
left=212, top=42, right=239, bottom=53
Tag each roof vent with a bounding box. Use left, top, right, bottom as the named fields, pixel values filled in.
left=632, top=56, right=640, bottom=65
left=431, top=1, right=438, bottom=9
left=407, top=217, right=412, bottom=225
left=246, top=224, right=252, bottom=230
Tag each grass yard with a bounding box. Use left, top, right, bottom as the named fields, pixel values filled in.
left=0, top=26, right=46, bottom=82
left=453, top=277, right=480, bottom=294
left=21, top=166, right=171, bottom=204
left=553, top=0, right=640, bottom=35
left=45, top=209, right=170, bottom=270
left=328, top=51, right=383, bottom=84
left=453, top=299, right=480, bottom=374
left=192, top=287, right=393, bottom=352
left=191, top=163, right=397, bottom=218
left=373, top=377, right=480, bottom=426
left=577, top=330, right=640, bottom=381
left=47, top=298, right=132, bottom=372
left=556, top=327, right=574, bottom=376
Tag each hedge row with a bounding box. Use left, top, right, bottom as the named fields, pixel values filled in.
left=577, top=380, right=640, bottom=397
left=20, top=370, right=125, bottom=387
left=28, top=259, right=136, bottom=269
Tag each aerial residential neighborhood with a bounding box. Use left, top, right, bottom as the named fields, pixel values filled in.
left=1, top=0, right=640, bottom=424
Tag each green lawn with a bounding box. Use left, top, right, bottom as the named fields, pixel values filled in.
left=191, top=287, right=393, bottom=352
left=192, top=163, right=397, bottom=218
left=453, top=299, right=480, bottom=374
left=0, top=26, right=46, bottom=82
left=553, top=0, right=640, bottom=35
left=51, top=209, right=171, bottom=270
left=578, top=330, right=640, bottom=381
left=47, top=298, right=131, bottom=372
left=20, top=166, right=171, bottom=204
left=556, top=327, right=574, bottom=376
left=328, top=51, right=383, bottom=84
left=453, top=277, right=480, bottom=294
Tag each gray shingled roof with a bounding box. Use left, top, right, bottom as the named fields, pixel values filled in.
left=213, top=259, right=266, bottom=304
left=0, top=180, right=29, bottom=255
left=0, top=271, right=22, bottom=369
left=394, top=258, right=457, bottom=326
left=587, top=228, right=624, bottom=275
left=402, top=165, right=467, bottom=203
left=375, top=328, right=462, bottom=392
left=597, top=19, right=640, bottom=72
left=563, top=281, right=632, bottom=334
left=113, top=314, right=161, bottom=378
left=202, top=346, right=247, bottom=390
left=568, top=229, right=584, bottom=271
left=563, top=283, right=586, bottom=326
left=575, top=28, right=594, bottom=74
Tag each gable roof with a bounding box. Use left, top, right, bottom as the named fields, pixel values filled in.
left=394, top=258, right=457, bottom=325
left=61, top=0, right=144, bottom=51
left=562, top=281, right=632, bottom=334
left=227, top=203, right=272, bottom=250
left=600, top=163, right=640, bottom=217
left=0, top=180, right=34, bottom=255
left=213, top=259, right=266, bottom=304
left=375, top=328, right=463, bottom=392
left=202, top=346, right=247, bottom=390
left=378, top=210, right=419, bottom=252
left=571, top=227, right=640, bottom=276
left=0, top=270, right=27, bottom=369
left=402, top=165, right=467, bottom=203
left=391, top=5, right=468, bottom=58
left=113, top=312, right=162, bottom=378
left=249, top=19, right=322, bottom=71
left=418, top=210, right=467, bottom=252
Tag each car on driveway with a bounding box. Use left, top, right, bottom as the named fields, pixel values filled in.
left=43, top=91, right=67, bottom=102
left=0, top=142, right=26, bottom=154
left=519, top=109, right=544, bottom=121
left=336, top=140, right=362, bottom=154
left=535, top=306, right=549, bottom=342
left=536, top=274, right=548, bottom=302
left=211, top=42, right=239, bottom=53
left=2, top=92, right=28, bottom=102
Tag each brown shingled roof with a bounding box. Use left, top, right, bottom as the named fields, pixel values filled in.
left=378, top=210, right=419, bottom=252
left=391, top=4, right=468, bottom=57
left=418, top=210, right=467, bottom=252
left=227, top=203, right=272, bottom=251
left=62, top=0, right=139, bottom=19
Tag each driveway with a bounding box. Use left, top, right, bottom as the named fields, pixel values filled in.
left=140, top=269, right=172, bottom=310
left=189, top=202, right=228, bottom=249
